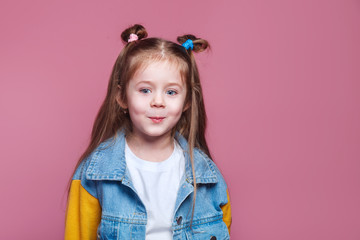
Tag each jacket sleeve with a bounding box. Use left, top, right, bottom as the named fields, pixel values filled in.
left=64, top=178, right=101, bottom=240
left=221, top=189, right=232, bottom=234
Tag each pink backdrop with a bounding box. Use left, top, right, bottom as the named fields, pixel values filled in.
left=1, top=0, right=359, bottom=239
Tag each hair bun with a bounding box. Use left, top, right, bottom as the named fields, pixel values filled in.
left=177, top=34, right=209, bottom=52
left=121, top=24, right=148, bottom=43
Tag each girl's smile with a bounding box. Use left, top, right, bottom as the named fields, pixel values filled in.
left=149, top=116, right=166, bottom=123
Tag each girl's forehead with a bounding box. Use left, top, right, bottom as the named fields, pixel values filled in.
left=135, top=59, right=182, bottom=73
left=131, top=59, right=187, bottom=83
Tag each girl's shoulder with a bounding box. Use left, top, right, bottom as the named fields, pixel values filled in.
left=191, top=147, right=228, bottom=188
left=73, top=132, right=127, bottom=181
left=192, top=147, right=229, bottom=205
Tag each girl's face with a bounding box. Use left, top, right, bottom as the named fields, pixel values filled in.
left=124, top=60, right=187, bottom=141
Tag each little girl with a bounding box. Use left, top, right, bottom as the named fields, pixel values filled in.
left=65, top=24, right=231, bottom=240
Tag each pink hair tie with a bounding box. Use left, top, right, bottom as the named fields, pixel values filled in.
left=128, top=33, right=138, bottom=42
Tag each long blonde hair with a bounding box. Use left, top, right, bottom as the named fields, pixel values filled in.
left=71, top=24, right=211, bottom=226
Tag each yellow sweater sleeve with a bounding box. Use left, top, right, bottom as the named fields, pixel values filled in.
left=221, top=189, right=232, bottom=234
left=64, top=180, right=101, bottom=240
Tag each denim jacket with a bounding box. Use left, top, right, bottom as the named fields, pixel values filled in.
left=65, top=130, right=232, bottom=240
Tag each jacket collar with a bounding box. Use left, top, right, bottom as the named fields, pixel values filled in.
left=85, top=130, right=218, bottom=184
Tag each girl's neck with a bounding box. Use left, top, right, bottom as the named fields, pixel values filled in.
left=125, top=132, right=174, bottom=162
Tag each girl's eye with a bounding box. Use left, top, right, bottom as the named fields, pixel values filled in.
left=166, top=90, right=177, bottom=96
left=140, top=88, right=151, bottom=94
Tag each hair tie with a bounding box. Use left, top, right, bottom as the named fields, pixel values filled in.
left=182, top=39, right=194, bottom=50
left=128, top=33, right=138, bottom=43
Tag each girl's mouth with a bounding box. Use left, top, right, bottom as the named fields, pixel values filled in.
left=149, top=117, right=165, bottom=123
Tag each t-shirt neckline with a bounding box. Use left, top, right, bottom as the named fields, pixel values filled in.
left=125, top=140, right=181, bottom=172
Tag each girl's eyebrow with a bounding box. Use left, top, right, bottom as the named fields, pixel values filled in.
left=135, top=80, right=153, bottom=86
left=166, top=82, right=183, bottom=88
left=135, top=80, right=184, bottom=88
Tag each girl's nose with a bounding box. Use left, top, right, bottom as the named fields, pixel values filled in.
left=150, top=92, right=165, bottom=108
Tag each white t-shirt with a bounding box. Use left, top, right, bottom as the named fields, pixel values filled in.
left=125, top=140, right=185, bottom=240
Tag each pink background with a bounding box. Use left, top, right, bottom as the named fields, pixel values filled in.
left=1, top=0, right=359, bottom=239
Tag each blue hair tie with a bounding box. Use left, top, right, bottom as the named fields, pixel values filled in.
left=182, top=39, right=194, bottom=50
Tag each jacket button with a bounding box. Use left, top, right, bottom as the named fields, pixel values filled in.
left=210, top=236, right=217, bottom=240
left=176, top=216, right=182, bottom=225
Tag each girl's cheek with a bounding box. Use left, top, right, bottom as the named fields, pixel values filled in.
left=168, top=105, right=185, bottom=116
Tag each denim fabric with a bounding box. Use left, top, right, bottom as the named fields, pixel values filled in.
left=74, top=130, right=230, bottom=240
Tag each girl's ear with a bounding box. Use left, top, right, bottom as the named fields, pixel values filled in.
left=116, top=85, right=128, bottom=109
left=183, top=101, right=190, bottom=112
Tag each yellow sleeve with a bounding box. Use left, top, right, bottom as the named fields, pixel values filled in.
left=221, top=189, right=232, bottom=234
left=64, top=180, right=101, bottom=240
